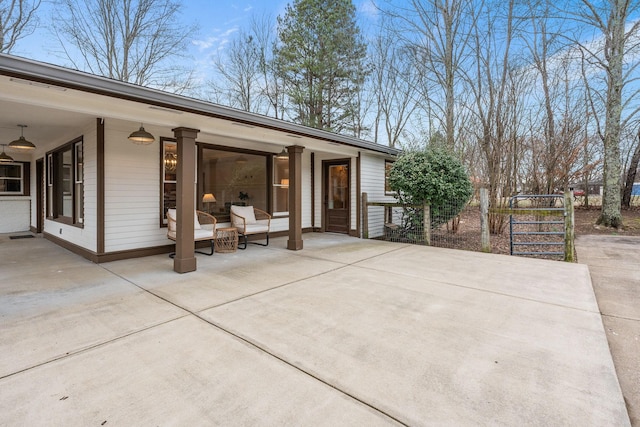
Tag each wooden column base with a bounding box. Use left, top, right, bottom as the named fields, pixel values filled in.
left=174, top=257, right=196, bottom=273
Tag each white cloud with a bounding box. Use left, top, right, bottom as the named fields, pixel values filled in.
left=192, top=27, right=239, bottom=52
left=359, top=0, right=379, bottom=19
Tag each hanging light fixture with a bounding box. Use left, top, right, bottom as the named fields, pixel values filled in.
left=0, top=144, right=14, bottom=162
left=276, top=147, right=289, bottom=159
left=128, top=123, right=155, bottom=144
left=8, top=124, right=36, bottom=150
left=164, top=152, right=177, bottom=172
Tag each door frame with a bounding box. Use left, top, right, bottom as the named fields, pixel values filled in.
left=322, top=158, right=351, bottom=233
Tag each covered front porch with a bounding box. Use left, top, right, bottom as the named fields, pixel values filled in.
left=0, top=54, right=399, bottom=274
left=0, top=232, right=629, bottom=425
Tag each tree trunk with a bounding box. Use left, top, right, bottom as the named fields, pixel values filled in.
left=622, top=133, right=640, bottom=208
left=596, top=0, right=625, bottom=228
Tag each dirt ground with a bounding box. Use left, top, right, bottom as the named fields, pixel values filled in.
left=429, top=205, right=640, bottom=257
left=573, top=206, right=640, bottom=236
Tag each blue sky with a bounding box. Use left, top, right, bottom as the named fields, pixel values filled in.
left=13, top=0, right=382, bottom=68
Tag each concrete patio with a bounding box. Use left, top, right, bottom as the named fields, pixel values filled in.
left=0, top=233, right=630, bottom=426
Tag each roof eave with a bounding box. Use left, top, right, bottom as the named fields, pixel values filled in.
left=0, top=54, right=401, bottom=157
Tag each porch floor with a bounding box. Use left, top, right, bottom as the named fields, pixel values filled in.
left=0, top=233, right=629, bottom=425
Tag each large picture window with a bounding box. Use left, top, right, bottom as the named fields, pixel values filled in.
left=47, top=137, right=83, bottom=226
left=0, top=162, right=29, bottom=195
left=160, top=141, right=277, bottom=224
left=200, top=147, right=268, bottom=222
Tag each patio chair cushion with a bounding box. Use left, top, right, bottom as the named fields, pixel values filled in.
left=243, top=223, right=269, bottom=234
left=230, top=205, right=257, bottom=227
left=167, top=208, right=201, bottom=231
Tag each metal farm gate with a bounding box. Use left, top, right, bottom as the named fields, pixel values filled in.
left=509, top=194, right=567, bottom=259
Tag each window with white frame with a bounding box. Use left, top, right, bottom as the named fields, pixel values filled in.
left=273, top=154, right=289, bottom=216
left=0, top=163, right=28, bottom=195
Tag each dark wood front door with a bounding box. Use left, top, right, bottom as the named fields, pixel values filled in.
left=324, top=161, right=350, bottom=233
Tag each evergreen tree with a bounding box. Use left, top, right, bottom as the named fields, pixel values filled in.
left=274, top=0, right=368, bottom=133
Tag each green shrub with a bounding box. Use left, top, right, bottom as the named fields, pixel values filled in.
left=388, top=148, right=473, bottom=231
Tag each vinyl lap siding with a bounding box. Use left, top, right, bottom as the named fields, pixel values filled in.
left=360, top=154, right=396, bottom=238
left=42, top=123, right=98, bottom=252
left=104, top=122, right=168, bottom=252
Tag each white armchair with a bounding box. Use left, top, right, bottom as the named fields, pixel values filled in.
left=230, top=205, right=271, bottom=249
left=166, top=209, right=217, bottom=256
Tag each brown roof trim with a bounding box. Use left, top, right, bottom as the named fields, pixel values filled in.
left=0, top=54, right=400, bottom=157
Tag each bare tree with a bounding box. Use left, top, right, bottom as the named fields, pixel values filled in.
left=250, top=14, right=286, bottom=120
left=568, top=0, right=640, bottom=227
left=466, top=0, right=523, bottom=233
left=210, top=31, right=262, bottom=112
left=51, top=0, right=197, bottom=92
left=367, top=24, right=421, bottom=147
left=386, top=0, right=473, bottom=149
left=0, top=0, right=41, bottom=53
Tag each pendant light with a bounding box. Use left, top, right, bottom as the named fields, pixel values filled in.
left=276, top=147, right=289, bottom=159
left=128, top=123, right=155, bottom=144
left=0, top=144, right=14, bottom=162
left=8, top=125, right=36, bottom=150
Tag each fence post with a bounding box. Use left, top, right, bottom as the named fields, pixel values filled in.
left=564, top=190, right=575, bottom=262
left=423, top=203, right=431, bottom=245
left=362, top=192, right=369, bottom=239
left=480, top=188, right=491, bottom=252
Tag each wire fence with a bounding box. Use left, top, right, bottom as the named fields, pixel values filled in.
left=363, top=191, right=574, bottom=261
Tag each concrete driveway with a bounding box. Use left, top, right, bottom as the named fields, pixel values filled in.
left=576, top=235, right=640, bottom=426
left=0, top=233, right=630, bottom=426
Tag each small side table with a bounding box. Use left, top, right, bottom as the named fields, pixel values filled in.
left=215, top=227, right=238, bottom=253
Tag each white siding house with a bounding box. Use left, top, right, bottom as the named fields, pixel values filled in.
left=0, top=54, right=399, bottom=270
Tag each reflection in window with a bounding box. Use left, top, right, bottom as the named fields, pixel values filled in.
left=329, top=165, right=348, bottom=209
left=201, top=148, right=267, bottom=222
left=162, top=139, right=177, bottom=223
left=273, top=155, right=289, bottom=216
left=385, top=160, right=394, bottom=193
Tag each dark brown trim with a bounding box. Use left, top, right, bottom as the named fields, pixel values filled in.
left=311, top=152, right=315, bottom=229
left=45, top=136, right=84, bottom=228
left=45, top=228, right=322, bottom=264
left=35, top=158, right=43, bottom=233
left=197, top=142, right=204, bottom=212
left=356, top=152, right=361, bottom=238
left=44, top=231, right=173, bottom=263
left=97, top=118, right=105, bottom=253
left=23, top=161, right=30, bottom=197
